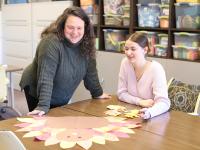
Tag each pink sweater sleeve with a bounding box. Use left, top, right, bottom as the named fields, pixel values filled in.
left=147, top=62, right=171, bottom=118
left=117, top=58, right=141, bottom=105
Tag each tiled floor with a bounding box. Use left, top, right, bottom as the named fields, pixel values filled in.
left=14, top=90, right=29, bottom=115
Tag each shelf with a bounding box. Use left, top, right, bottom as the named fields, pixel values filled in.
left=171, top=28, right=200, bottom=33
left=134, top=27, right=169, bottom=32
left=100, top=25, right=129, bottom=30
left=77, top=0, right=200, bottom=63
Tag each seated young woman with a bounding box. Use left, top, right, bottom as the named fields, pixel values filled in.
left=117, top=32, right=170, bottom=119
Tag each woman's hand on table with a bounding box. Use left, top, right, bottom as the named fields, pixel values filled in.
left=27, top=110, right=45, bottom=116
left=139, top=108, right=151, bottom=120
left=96, top=93, right=112, bottom=99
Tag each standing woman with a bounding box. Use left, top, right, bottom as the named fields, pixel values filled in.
left=117, top=32, right=170, bottom=119
left=20, top=6, right=111, bottom=116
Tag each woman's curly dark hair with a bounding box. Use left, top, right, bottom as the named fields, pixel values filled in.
left=41, top=6, right=96, bottom=59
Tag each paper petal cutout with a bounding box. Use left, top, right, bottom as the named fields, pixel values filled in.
left=103, top=133, right=119, bottom=141
left=14, top=123, right=31, bottom=128
left=45, top=137, right=60, bottom=146
left=107, top=105, right=126, bottom=111
left=17, top=117, right=35, bottom=123
left=110, top=131, right=130, bottom=138
left=60, top=141, right=76, bottom=149
left=35, top=132, right=51, bottom=141
left=105, top=110, right=121, bottom=116
left=23, top=131, right=42, bottom=137
left=16, top=127, right=32, bottom=132
left=92, top=136, right=105, bottom=144
left=126, top=124, right=142, bottom=129
left=117, top=127, right=135, bottom=134
left=77, top=140, right=92, bottom=150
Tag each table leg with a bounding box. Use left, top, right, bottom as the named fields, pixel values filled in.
left=6, top=72, right=15, bottom=108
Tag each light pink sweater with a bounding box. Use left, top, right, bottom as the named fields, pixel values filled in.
left=117, top=58, right=170, bottom=118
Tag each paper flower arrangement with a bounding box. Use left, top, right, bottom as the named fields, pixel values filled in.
left=105, top=105, right=140, bottom=118
left=15, top=116, right=141, bottom=149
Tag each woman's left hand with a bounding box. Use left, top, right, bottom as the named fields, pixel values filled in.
left=96, top=93, right=112, bottom=99
left=139, top=108, right=151, bottom=120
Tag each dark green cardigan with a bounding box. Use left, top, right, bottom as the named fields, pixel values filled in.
left=20, top=34, right=103, bottom=113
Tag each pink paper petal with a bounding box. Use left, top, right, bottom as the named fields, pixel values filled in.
left=109, top=131, right=130, bottom=138
left=35, top=132, right=51, bottom=141
left=14, top=123, right=31, bottom=128
left=32, top=126, right=45, bottom=131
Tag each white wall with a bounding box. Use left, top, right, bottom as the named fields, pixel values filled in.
left=0, top=11, right=2, bottom=64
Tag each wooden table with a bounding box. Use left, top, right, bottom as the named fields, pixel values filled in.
left=5, top=65, right=23, bottom=108
left=0, top=96, right=200, bottom=150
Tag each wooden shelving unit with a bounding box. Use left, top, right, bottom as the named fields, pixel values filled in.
left=76, top=0, right=200, bottom=62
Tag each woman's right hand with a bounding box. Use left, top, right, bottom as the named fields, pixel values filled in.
left=27, top=110, right=45, bottom=116
left=138, top=99, right=154, bottom=108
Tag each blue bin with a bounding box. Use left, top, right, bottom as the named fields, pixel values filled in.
left=137, top=4, right=161, bottom=27
left=6, top=0, right=27, bottom=4
left=175, top=3, right=200, bottom=29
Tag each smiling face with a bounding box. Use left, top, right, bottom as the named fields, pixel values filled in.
left=64, top=15, right=85, bottom=44
left=124, top=40, right=147, bottom=64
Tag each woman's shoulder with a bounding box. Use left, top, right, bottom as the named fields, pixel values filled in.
left=41, top=33, right=60, bottom=43
left=150, top=60, right=166, bottom=74
left=151, top=60, right=164, bottom=69
left=121, top=57, right=129, bottom=65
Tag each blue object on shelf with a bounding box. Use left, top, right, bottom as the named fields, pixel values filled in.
left=137, top=3, right=161, bottom=27
left=6, top=0, right=28, bottom=4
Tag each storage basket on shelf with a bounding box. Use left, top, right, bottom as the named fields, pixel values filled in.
left=139, top=31, right=159, bottom=56
left=104, top=14, right=122, bottom=26
left=172, top=45, right=199, bottom=60
left=161, top=0, right=170, bottom=4
left=122, top=5, right=130, bottom=16
left=137, top=3, right=161, bottom=27
left=174, top=32, right=200, bottom=47
left=122, top=15, right=130, bottom=26
left=175, top=3, right=200, bottom=29
left=159, top=16, right=169, bottom=28
left=158, top=33, right=168, bottom=45
left=80, top=1, right=99, bottom=25
left=154, top=44, right=168, bottom=57
left=81, top=5, right=94, bottom=14
left=137, top=0, right=161, bottom=4
left=103, top=0, right=125, bottom=15
left=160, top=4, right=169, bottom=16
left=103, top=29, right=128, bottom=52
left=80, top=0, right=94, bottom=5
left=176, top=0, right=200, bottom=3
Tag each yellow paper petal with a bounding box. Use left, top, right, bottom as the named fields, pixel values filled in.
left=92, top=136, right=105, bottom=144
left=16, top=127, right=32, bottom=132
left=107, top=105, right=126, bottom=111
left=23, top=131, right=42, bottom=137
left=45, top=137, right=60, bottom=146
left=104, top=133, right=119, bottom=141
left=17, top=117, right=35, bottom=123
left=77, top=140, right=92, bottom=150
left=93, top=125, right=118, bottom=132
left=60, top=141, right=76, bottom=149
left=126, top=124, right=141, bottom=129
left=117, top=127, right=135, bottom=134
